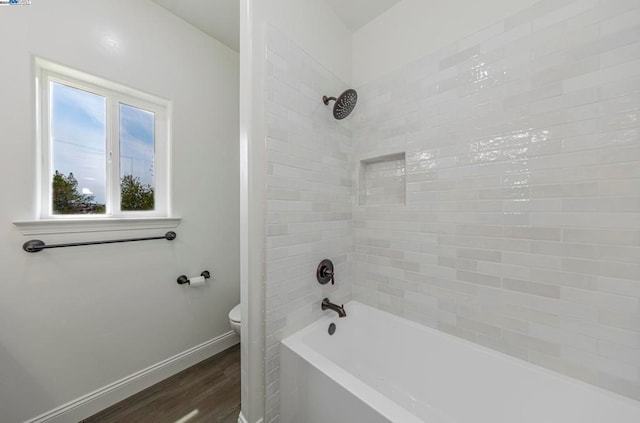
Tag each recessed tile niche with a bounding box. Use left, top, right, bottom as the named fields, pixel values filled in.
left=359, top=153, right=406, bottom=206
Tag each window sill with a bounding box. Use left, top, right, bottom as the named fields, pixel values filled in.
left=13, top=217, right=181, bottom=236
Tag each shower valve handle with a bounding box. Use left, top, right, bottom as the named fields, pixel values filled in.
left=323, top=269, right=334, bottom=285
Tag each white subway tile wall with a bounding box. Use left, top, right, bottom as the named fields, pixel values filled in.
left=352, top=0, right=640, bottom=401
left=264, top=26, right=354, bottom=422
left=265, top=1, right=640, bottom=420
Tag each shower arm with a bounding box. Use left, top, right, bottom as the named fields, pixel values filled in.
left=322, top=96, right=337, bottom=105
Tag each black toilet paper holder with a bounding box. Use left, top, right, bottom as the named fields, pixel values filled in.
left=177, top=270, right=211, bottom=285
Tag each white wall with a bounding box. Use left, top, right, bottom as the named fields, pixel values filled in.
left=241, top=1, right=351, bottom=421
left=352, top=0, right=541, bottom=84
left=0, top=1, right=239, bottom=421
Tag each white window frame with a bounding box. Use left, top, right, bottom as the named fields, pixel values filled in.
left=36, top=60, right=171, bottom=220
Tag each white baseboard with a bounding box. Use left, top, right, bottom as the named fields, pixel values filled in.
left=24, top=331, right=239, bottom=423
left=237, top=412, right=263, bottom=423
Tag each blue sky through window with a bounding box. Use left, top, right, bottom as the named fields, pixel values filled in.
left=51, top=82, right=155, bottom=205
left=120, top=103, right=155, bottom=190
left=51, top=82, right=106, bottom=203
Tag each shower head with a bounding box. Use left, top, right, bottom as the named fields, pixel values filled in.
left=323, top=89, right=358, bottom=120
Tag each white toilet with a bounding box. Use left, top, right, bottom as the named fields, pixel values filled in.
left=228, top=304, right=241, bottom=336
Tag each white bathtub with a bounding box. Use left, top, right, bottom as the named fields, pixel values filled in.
left=280, top=301, right=640, bottom=423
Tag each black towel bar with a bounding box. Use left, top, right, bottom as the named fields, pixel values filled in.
left=23, top=231, right=177, bottom=253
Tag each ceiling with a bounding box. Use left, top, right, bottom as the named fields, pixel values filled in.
left=152, top=0, right=402, bottom=52
left=324, top=0, right=401, bottom=30
left=152, top=0, right=240, bottom=51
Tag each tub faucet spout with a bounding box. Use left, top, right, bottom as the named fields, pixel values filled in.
left=321, top=298, right=347, bottom=318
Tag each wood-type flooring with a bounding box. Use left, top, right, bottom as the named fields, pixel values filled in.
left=82, top=344, right=240, bottom=423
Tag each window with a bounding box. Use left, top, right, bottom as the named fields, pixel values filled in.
left=37, top=60, right=169, bottom=219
